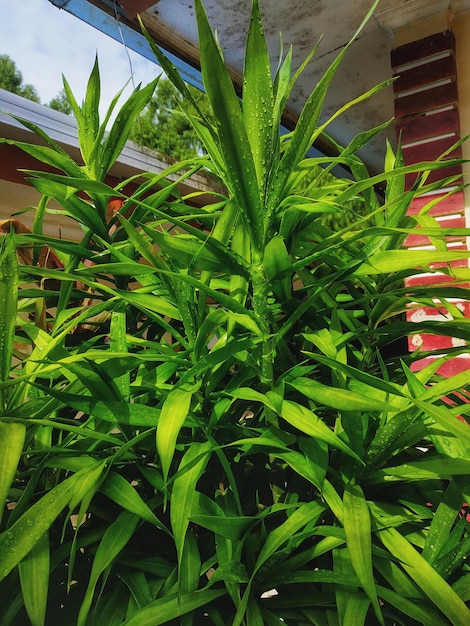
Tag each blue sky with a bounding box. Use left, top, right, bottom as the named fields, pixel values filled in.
left=0, top=0, right=160, bottom=112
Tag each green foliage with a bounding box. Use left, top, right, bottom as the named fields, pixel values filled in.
left=0, top=53, right=40, bottom=103
left=48, top=89, right=72, bottom=115
left=129, top=76, right=212, bottom=160
left=1, top=1, right=470, bottom=624
left=0, top=53, right=70, bottom=114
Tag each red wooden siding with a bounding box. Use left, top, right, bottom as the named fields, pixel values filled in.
left=391, top=31, right=469, bottom=374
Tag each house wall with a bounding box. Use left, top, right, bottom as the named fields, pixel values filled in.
left=452, top=11, right=470, bottom=197
left=394, top=8, right=470, bottom=208
left=392, top=7, right=470, bottom=375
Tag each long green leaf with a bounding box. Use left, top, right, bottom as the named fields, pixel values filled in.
left=109, top=308, right=130, bottom=400
left=66, top=461, right=107, bottom=517
left=243, top=0, right=274, bottom=191
left=414, top=398, right=470, bottom=449
left=273, top=447, right=327, bottom=491
left=189, top=514, right=258, bottom=541
left=280, top=400, right=362, bottom=462
left=342, top=593, right=370, bottom=626
left=354, top=249, right=470, bottom=275
left=376, top=584, right=448, bottom=626
left=304, top=353, right=405, bottom=398
left=141, top=226, right=244, bottom=274
left=343, top=483, right=383, bottom=624
left=376, top=526, right=470, bottom=625
left=122, top=588, right=225, bottom=626
left=118, top=570, right=153, bottom=610
left=422, top=481, right=464, bottom=565
left=0, top=463, right=100, bottom=581
left=268, top=0, right=381, bottom=211
left=99, top=77, right=159, bottom=180
left=157, top=382, right=200, bottom=483
left=18, top=532, right=49, bottom=626
left=233, top=500, right=326, bottom=626
left=24, top=385, right=160, bottom=429
left=78, top=510, right=140, bottom=626
left=26, top=177, right=107, bottom=238
left=194, top=0, right=264, bottom=252
left=0, top=138, right=85, bottom=178
left=264, top=235, right=292, bottom=301
left=179, top=531, right=201, bottom=626
left=100, top=472, right=168, bottom=533
left=367, top=457, right=470, bottom=483
left=254, top=500, right=325, bottom=574
left=0, top=421, right=25, bottom=525
left=0, top=232, right=18, bottom=412
left=289, top=377, right=395, bottom=412
left=82, top=56, right=101, bottom=164
left=170, top=441, right=212, bottom=567
left=118, top=290, right=181, bottom=320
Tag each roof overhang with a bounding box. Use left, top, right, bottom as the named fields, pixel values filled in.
left=47, top=0, right=468, bottom=175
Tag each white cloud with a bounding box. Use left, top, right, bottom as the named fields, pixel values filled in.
left=0, top=0, right=161, bottom=114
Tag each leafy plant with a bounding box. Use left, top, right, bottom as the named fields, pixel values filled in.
left=1, top=0, right=469, bottom=624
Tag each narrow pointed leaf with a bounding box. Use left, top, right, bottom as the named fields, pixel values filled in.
left=157, top=382, right=200, bottom=482
left=254, top=500, right=325, bottom=573
left=289, top=378, right=395, bottom=412
left=280, top=400, right=362, bottom=462
left=194, top=0, right=263, bottom=251
left=243, top=0, right=274, bottom=190
left=268, top=0, right=380, bottom=209
left=122, top=589, right=225, bottom=626
left=18, top=532, right=49, bottom=626
left=343, top=483, right=383, bottom=624
left=0, top=422, right=25, bottom=525
left=189, top=514, right=258, bottom=541
left=0, top=138, right=85, bottom=178
left=82, top=56, right=101, bottom=163
left=171, top=441, right=212, bottom=566
left=99, top=77, right=159, bottom=179
left=0, top=232, right=18, bottom=411
left=377, top=526, right=470, bottom=625
left=100, top=472, right=168, bottom=533
left=354, top=249, right=470, bottom=276
left=0, top=463, right=101, bottom=581
left=78, top=510, right=140, bottom=626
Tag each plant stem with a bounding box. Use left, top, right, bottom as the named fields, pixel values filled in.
left=251, top=262, right=273, bottom=389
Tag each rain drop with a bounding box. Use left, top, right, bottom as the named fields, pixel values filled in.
left=26, top=518, right=34, bottom=528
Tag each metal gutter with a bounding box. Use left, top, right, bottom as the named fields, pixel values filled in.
left=0, top=88, right=216, bottom=198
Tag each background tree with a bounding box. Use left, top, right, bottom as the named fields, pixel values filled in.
left=48, top=88, right=72, bottom=115
left=0, top=53, right=40, bottom=102
left=129, top=76, right=212, bottom=160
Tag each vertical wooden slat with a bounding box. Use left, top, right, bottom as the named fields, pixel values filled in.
left=391, top=31, right=456, bottom=67
left=392, top=30, right=461, bottom=189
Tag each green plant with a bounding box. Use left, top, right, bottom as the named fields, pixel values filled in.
left=1, top=0, right=470, bottom=624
